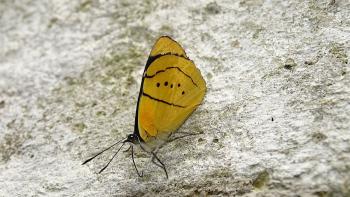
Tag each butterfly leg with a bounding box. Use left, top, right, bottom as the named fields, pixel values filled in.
left=131, top=145, right=143, bottom=177
left=134, top=136, right=167, bottom=178
left=151, top=155, right=163, bottom=168
left=151, top=152, right=168, bottom=179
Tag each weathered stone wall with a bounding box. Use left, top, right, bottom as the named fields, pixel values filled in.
left=0, top=0, right=349, bottom=196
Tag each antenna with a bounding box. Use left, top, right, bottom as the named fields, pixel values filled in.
left=98, top=142, right=125, bottom=173
left=82, top=139, right=124, bottom=165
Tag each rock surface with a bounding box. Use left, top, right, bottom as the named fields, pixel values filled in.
left=0, top=0, right=349, bottom=196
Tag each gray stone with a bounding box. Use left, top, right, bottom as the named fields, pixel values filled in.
left=0, top=0, right=349, bottom=196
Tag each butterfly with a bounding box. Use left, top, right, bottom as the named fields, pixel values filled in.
left=82, top=36, right=206, bottom=178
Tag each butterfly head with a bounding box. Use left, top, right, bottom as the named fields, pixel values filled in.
left=124, top=133, right=139, bottom=144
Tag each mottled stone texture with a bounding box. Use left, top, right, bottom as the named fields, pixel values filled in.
left=0, top=0, right=349, bottom=196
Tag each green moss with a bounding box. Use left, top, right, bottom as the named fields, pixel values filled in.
left=65, top=116, right=73, bottom=122
left=75, top=102, right=87, bottom=108
left=206, top=72, right=213, bottom=80
left=304, top=60, right=316, bottom=65
left=126, top=75, right=136, bottom=87
left=205, top=168, right=233, bottom=179
left=91, top=101, right=98, bottom=107
left=205, top=2, right=221, bottom=15
left=252, top=170, right=270, bottom=189
left=77, top=0, right=92, bottom=12
left=96, top=111, right=107, bottom=116
left=313, top=191, right=329, bottom=197
left=329, top=43, right=348, bottom=64
left=253, top=28, right=264, bottom=39
left=64, top=76, right=86, bottom=86
left=47, top=17, right=58, bottom=28
left=0, top=132, right=31, bottom=162
left=73, top=122, right=86, bottom=133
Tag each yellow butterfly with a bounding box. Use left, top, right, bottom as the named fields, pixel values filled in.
left=83, top=36, right=206, bottom=178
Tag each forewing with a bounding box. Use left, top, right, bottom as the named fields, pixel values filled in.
left=148, top=36, right=188, bottom=58
left=138, top=55, right=206, bottom=142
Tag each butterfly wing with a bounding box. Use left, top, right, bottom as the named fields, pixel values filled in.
left=148, top=36, right=188, bottom=58
left=136, top=38, right=206, bottom=145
